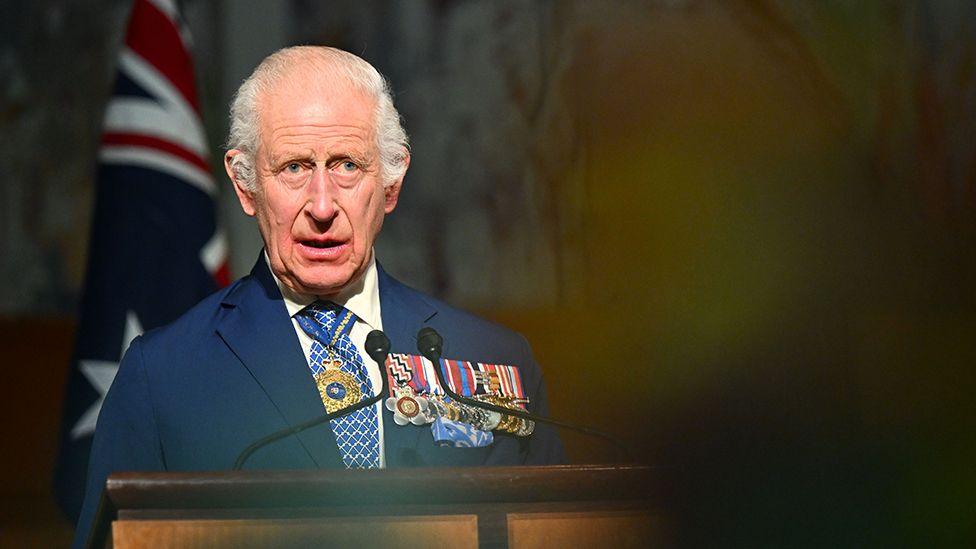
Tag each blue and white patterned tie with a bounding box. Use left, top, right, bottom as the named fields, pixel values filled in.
left=296, top=301, right=380, bottom=468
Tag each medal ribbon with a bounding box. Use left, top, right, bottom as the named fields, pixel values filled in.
left=382, top=353, right=528, bottom=403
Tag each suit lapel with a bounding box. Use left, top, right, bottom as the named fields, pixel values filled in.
left=377, top=264, right=441, bottom=467
left=377, top=263, right=436, bottom=356
left=215, top=256, right=343, bottom=468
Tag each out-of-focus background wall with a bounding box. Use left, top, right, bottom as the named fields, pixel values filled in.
left=2, top=0, right=975, bottom=546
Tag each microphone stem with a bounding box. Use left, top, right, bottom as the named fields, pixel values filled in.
left=233, top=353, right=391, bottom=470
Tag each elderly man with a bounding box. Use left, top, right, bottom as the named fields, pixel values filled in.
left=73, top=46, right=564, bottom=546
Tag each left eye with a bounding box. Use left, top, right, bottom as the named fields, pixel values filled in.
left=340, top=161, right=358, bottom=172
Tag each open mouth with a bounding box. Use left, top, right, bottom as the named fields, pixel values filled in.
left=298, top=239, right=349, bottom=258
left=301, top=239, right=343, bottom=249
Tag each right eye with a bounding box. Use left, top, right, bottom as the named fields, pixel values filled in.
left=276, top=161, right=310, bottom=188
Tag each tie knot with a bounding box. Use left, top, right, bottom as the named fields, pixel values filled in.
left=298, top=301, right=356, bottom=344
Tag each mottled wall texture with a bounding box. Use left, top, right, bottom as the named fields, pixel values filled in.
left=3, top=0, right=975, bottom=546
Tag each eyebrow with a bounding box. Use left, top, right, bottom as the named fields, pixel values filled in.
left=344, top=151, right=372, bottom=167
left=268, top=149, right=315, bottom=165
left=270, top=149, right=375, bottom=166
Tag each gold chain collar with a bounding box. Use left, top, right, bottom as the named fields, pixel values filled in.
left=324, top=308, right=355, bottom=367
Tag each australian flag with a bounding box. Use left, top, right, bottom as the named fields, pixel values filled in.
left=53, top=0, right=229, bottom=522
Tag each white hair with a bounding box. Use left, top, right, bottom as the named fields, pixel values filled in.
left=225, top=46, right=409, bottom=189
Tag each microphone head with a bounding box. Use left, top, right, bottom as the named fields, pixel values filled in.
left=416, top=327, right=443, bottom=359
left=364, top=330, right=391, bottom=362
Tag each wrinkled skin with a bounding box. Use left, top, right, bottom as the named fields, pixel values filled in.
left=226, top=75, right=407, bottom=297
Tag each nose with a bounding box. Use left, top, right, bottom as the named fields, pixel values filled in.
left=305, top=163, right=337, bottom=222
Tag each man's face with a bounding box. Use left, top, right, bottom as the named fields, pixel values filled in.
left=226, top=77, right=404, bottom=297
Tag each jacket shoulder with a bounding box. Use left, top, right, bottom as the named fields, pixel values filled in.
left=136, top=276, right=246, bottom=354
left=381, top=271, right=532, bottom=364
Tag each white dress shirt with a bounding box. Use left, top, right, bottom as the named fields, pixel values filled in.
left=267, top=252, right=387, bottom=467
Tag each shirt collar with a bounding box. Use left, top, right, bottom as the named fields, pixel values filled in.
left=266, top=250, right=382, bottom=330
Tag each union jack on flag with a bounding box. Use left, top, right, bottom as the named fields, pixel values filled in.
left=53, top=0, right=228, bottom=522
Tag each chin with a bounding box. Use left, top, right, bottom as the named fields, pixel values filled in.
left=294, top=271, right=356, bottom=296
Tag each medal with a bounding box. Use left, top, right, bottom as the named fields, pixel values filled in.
left=384, top=354, right=436, bottom=426
left=496, top=411, right=520, bottom=433
left=481, top=409, right=502, bottom=431
left=427, top=394, right=461, bottom=421
left=516, top=418, right=535, bottom=436
left=314, top=369, right=361, bottom=414
left=385, top=386, right=432, bottom=426
left=379, top=353, right=536, bottom=438
left=472, top=394, right=531, bottom=436
left=299, top=309, right=363, bottom=415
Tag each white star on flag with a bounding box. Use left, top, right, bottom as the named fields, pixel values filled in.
left=71, top=311, right=143, bottom=439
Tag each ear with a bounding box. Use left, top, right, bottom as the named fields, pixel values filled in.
left=383, top=151, right=409, bottom=214
left=225, top=149, right=257, bottom=217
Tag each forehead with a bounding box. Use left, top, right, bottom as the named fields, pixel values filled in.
left=256, top=74, right=377, bottom=154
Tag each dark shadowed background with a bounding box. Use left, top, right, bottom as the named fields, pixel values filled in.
left=2, top=0, right=974, bottom=546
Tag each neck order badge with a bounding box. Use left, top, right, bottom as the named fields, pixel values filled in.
left=297, top=302, right=380, bottom=468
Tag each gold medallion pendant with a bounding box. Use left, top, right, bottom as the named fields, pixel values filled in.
left=314, top=369, right=361, bottom=413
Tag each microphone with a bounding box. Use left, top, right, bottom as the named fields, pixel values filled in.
left=364, top=329, right=393, bottom=366
left=416, top=327, right=443, bottom=361
left=415, top=327, right=633, bottom=462
left=233, top=330, right=392, bottom=470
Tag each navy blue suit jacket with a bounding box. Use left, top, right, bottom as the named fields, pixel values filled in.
left=73, top=256, right=565, bottom=546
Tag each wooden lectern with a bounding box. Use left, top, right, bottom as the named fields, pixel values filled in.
left=89, top=464, right=666, bottom=548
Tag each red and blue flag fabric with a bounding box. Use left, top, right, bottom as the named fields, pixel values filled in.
left=53, top=0, right=227, bottom=522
